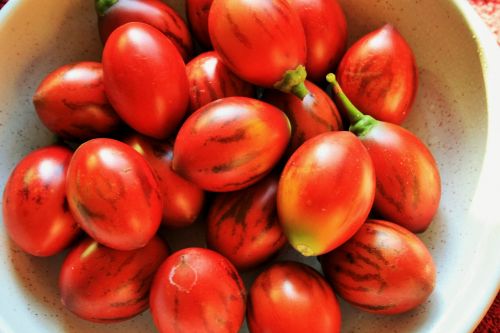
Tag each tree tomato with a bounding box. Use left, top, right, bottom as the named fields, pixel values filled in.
left=185, top=0, right=213, bottom=48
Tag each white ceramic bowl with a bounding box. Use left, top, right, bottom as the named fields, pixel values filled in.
left=1, top=1, right=499, bottom=332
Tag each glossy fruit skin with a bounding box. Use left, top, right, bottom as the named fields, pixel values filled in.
left=264, top=80, right=343, bottom=153
left=247, top=261, right=341, bottom=333
left=102, top=22, right=189, bottom=139
left=186, top=51, right=254, bottom=114
left=124, top=134, right=205, bottom=228
left=33, top=62, right=121, bottom=141
left=66, top=138, right=162, bottom=250
left=185, top=0, right=213, bottom=48
left=97, top=0, right=193, bottom=61
left=208, top=0, right=306, bottom=87
left=320, top=219, right=436, bottom=314
left=59, top=236, right=169, bottom=322
left=173, top=97, right=291, bottom=192
left=207, top=175, right=286, bottom=270
left=359, top=122, right=441, bottom=233
left=336, top=24, right=417, bottom=124
left=150, top=247, right=246, bottom=333
left=2, top=146, right=79, bottom=256
left=277, top=131, right=375, bottom=257
left=288, top=0, right=347, bottom=83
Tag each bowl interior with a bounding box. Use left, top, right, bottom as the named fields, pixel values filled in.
left=0, top=1, right=497, bottom=333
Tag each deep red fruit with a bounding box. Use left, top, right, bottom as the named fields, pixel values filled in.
left=209, top=0, right=309, bottom=98
left=124, top=134, right=205, bottom=228
left=186, top=51, right=254, bottom=114
left=59, top=236, right=169, bottom=322
left=33, top=62, right=121, bottom=141
left=102, top=22, right=189, bottom=139
left=247, top=261, right=341, bottom=333
left=97, top=0, right=193, bottom=61
left=288, top=0, right=347, bottom=82
left=150, top=247, right=246, bottom=333
left=2, top=146, right=80, bottom=256
left=185, top=0, right=213, bottom=48
left=173, top=97, right=291, bottom=192
left=207, top=175, right=286, bottom=270
left=336, top=24, right=417, bottom=124
left=264, top=80, right=343, bottom=153
left=320, top=219, right=436, bottom=314
left=66, top=138, right=162, bottom=250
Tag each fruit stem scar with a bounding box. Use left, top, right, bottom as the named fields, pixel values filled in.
left=274, top=65, right=310, bottom=100
left=296, top=244, right=314, bottom=257
left=95, top=0, right=118, bottom=16
left=326, top=73, right=378, bottom=137
left=169, top=259, right=198, bottom=293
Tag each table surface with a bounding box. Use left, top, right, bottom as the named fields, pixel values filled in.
left=0, top=0, right=498, bottom=332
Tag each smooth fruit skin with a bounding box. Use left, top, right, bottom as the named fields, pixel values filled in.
left=33, top=62, right=121, bottom=141
left=102, top=22, right=189, bottom=139
left=320, top=219, right=436, bottom=314
left=209, top=0, right=306, bottom=88
left=66, top=138, right=162, bottom=250
left=264, top=80, right=343, bottom=153
left=185, top=0, right=213, bottom=48
left=287, top=0, right=347, bottom=83
left=186, top=51, right=254, bottom=114
left=124, top=134, right=205, bottom=228
left=207, top=175, right=286, bottom=270
left=360, top=122, right=441, bottom=233
left=173, top=97, right=291, bottom=192
left=277, top=131, right=375, bottom=256
left=59, top=236, right=169, bottom=322
left=247, top=261, right=341, bottom=333
left=2, top=146, right=80, bottom=256
left=336, top=24, right=417, bottom=124
left=97, top=0, right=193, bottom=61
left=150, top=247, right=246, bottom=333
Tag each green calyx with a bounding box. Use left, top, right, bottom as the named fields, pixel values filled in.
left=95, top=0, right=119, bottom=16
left=326, top=73, right=377, bottom=137
left=274, top=65, right=310, bottom=100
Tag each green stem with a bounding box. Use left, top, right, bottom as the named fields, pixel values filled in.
left=274, top=65, right=310, bottom=100
left=326, top=73, right=378, bottom=137
left=95, top=0, right=119, bottom=16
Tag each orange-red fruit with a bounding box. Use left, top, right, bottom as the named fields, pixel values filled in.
left=124, top=134, right=205, bottom=228
left=207, top=175, right=286, bottom=270
left=173, top=97, right=291, bottom=192
left=336, top=24, right=417, bottom=124
left=277, top=131, right=375, bottom=256
left=320, top=219, right=436, bottom=315
left=185, top=0, right=213, bottom=48
left=247, top=261, right=341, bottom=333
left=150, top=247, right=246, bottom=333
left=59, top=236, right=169, bottom=322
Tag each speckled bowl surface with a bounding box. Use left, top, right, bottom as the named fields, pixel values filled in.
left=0, top=1, right=499, bottom=332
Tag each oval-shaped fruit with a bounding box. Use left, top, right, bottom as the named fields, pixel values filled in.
left=173, top=97, right=291, bottom=192
left=150, top=247, right=246, bottom=333
left=124, top=134, right=205, bottom=228
left=66, top=138, right=162, bottom=250
left=207, top=175, right=286, bottom=270
left=60, top=236, right=169, bottom=322
left=209, top=0, right=309, bottom=98
left=336, top=24, right=417, bottom=124
left=320, top=219, right=436, bottom=314
left=264, top=80, right=343, bottom=153
left=357, top=122, right=441, bottom=232
left=288, top=0, right=347, bottom=82
left=185, top=0, right=213, bottom=48
left=96, top=0, right=193, bottom=61
left=103, top=22, right=189, bottom=139
left=277, top=131, right=375, bottom=256
left=2, top=146, right=79, bottom=256
left=33, top=62, right=121, bottom=141
left=186, top=51, right=254, bottom=114
left=247, top=261, right=341, bottom=333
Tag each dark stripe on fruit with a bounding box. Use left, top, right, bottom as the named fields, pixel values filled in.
left=223, top=264, right=246, bottom=301
left=335, top=264, right=387, bottom=291
left=412, top=173, right=420, bottom=208
left=376, top=179, right=404, bottom=213
left=352, top=240, right=389, bottom=265
left=335, top=280, right=369, bottom=292
left=348, top=300, right=396, bottom=312
left=252, top=12, right=274, bottom=39
left=210, top=35, right=237, bottom=69
left=163, top=30, right=190, bottom=56
left=220, top=170, right=268, bottom=189
left=225, top=12, right=252, bottom=48
left=76, top=201, right=105, bottom=221
left=202, top=75, right=219, bottom=101
left=163, top=7, right=182, bottom=30
left=208, top=128, right=246, bottom=143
